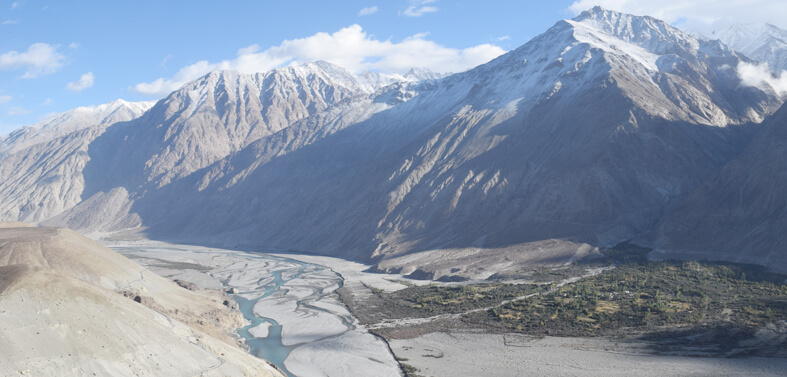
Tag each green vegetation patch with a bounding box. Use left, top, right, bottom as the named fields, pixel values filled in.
left=374, top=283, right=543, bottom=318
left=469, top=260, right=787, bottom=338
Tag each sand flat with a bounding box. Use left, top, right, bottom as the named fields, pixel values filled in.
left=389, top=332, right=787, bottom=377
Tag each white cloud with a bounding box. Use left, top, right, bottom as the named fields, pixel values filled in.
left=0, top=43, right=65, bottom=78
left=2, top=20, right=18, bottom=25
left=66, top=72, right=95, bottom=92
left=737, top=61, right=787, bottom=96
left=568, top=1, right=787, bottom=33
left=40, top=98, right=52, bottom=106
left=6, top=107, right=30, bottom=116
left=10, top=2, right=21, bottom=10
left=132, top=24, right=506, bottom=97
left=403, top=0, right=438, bottom=17
left=358, top=6, right=378, bottom=16
left=0, top=95, right=11, bottom=103
left=496, top=35, right=511, bottom=41
left=69, top=42, right=79, bottom=49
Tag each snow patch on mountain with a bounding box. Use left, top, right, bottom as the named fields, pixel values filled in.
left=718, top=23, right=787, bottom=71
left=0, top=8, right=783, bottom=276
left=0, top=99, right=155, bottom=155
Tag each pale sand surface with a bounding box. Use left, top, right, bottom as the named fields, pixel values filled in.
left=249, top=322, right=271, bottom=338
left=389, top=332, right=787, bottom=377
left=252, top=285, right=348, bottom=346
left=267, top=252, right=432, bottom=293
left=285, top=331, right=401, bottom=377
left=0, top=266, right=282, bottom=377
left=0, top=226, right=283, bottom=377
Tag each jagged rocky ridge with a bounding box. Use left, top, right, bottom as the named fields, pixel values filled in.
left=2, top=7, right=787, bottom=277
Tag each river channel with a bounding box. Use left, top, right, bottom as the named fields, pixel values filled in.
left=114, top=243, right=401, bottom=377
left=232, top=255, right=332, bottom=377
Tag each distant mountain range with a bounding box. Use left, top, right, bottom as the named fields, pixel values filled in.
left=0, top=99, right=155, bottom=156
left=718, top=23, right=787, bottom=71
left=2, top=7, right=787, bottom=278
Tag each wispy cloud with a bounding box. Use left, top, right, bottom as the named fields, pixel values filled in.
left=10, top=2, right=21, bottom=10
left=161, top=54, right=172, bottom=70
left=2, top=20, right=18, bottom=25
left=496, top=35, right=511, bottom=41
left=737, top=62, right=787, bottom=96
left=69, top=42, right=79, bottom=49
left=0, top=43, right=65, bottom=78
left=66, top=72, right=95, bottom=92
left=40, top=98, right=52, bottom=106
left=358, top=6, right=378, bottom=16
left=132, top=24, right=505, bottom=97
left=0, top=95, right=11, bottom=103
left=403, top=0, right=438, bottom=17
left=6, top=107, right=30, bottom=116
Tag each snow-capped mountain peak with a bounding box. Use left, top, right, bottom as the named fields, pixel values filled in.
left=573, top=6, right=700, bottom=56
left=404, top=67, right=448, bottom=81
left=0, top=99, right=155, bottom=156
left=718, top=23, right=787, bottom=71
left=36, top=98, right=155, bottom=132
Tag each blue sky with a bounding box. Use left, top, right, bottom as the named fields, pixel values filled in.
left=2, top=0, right=787, bottom=134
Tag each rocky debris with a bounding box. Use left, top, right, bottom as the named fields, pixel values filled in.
left=120, top=290, right=156, bottom=307
left=174, top=279, right=200, bottom=291
left=223, top=298, right=239, bottom=310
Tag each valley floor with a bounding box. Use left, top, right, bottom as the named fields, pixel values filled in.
left=106, top=239, right=787, bottom=377
left=388, top=332, right=787, bottom=377
left=107, top=240, right=406, bottom=377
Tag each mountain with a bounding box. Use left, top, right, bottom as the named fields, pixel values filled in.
left=0, top=63, right=420, bottom=226
left=2, top=7, right=785, bottom=279
left=0, top=99, right=154, bottom=223
left=0, top=99, right=154, bottom=156
left=0, top=223, right=283, bottom=377
left=641, top=102, right=787, bottom=273
left=718, top=23, right=787, bottom=71
left=79, top=61, right=424, bottom=192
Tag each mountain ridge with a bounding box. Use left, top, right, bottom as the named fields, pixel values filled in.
left=718, top=23, right=787, bottom=71
left=2, top=8, right=786, bottom=279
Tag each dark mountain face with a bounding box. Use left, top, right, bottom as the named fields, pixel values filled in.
left=4, top=8, right=785, bottom=279
left=641, top=102, right=787, bottom=273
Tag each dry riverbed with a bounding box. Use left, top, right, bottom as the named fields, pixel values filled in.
left=108, top=240, right=413, bottom=377
left=107, top=240, right=787, bottom=377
